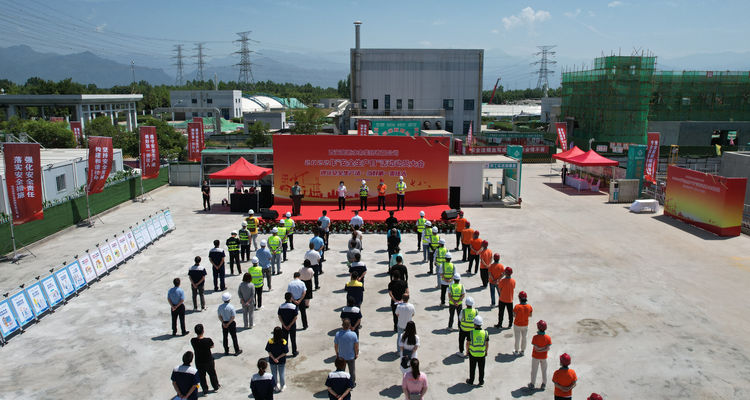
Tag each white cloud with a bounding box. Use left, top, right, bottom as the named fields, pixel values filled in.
left=502, top=7, right=551, bottom=30
left=564, top=9, right=581, bottom=18
left=608, top=1, right=623, bottom=7
left=432, top=19, right=446, bottom=26
left=418, top=40, right=432, bottom=47
left=95, top=23, right=106, bottom=32
left=491, top=29, right=499, bottom=35
left=588, top=10, right=596, bottom=17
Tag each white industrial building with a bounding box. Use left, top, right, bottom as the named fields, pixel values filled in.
left=0, top=148, right=124, bottom=214
left=170, top=90, right=244, bottom=120
left=349, top=22, right=483, bottom=134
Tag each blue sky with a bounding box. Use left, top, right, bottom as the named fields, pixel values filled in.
left=1, top=0, right=749, bottom=87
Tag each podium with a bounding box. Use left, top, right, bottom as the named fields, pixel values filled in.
left=291, top=194, right=304, bottom=216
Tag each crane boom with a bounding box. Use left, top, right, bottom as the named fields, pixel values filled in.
left=489, top=77, right=501, bottom=105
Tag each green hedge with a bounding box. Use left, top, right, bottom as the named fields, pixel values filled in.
left=0, top=167, right=169, bottom=255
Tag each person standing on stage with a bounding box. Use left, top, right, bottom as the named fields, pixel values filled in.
left=396, top=176, right=407, bottom=210
left=453, top=211, right=466, bottom=251
left=246, top=210, right=260, bottom=251
left=201, top=180, right=211, bottom=211
left=226, top=231, right=242, bottom=275
left=209, top=240, right=226, bottom=291
left=239, top=222, right=251, bottom=262
left=290, top=181, right=302, bottom=216
left=283, top=212, right=296, bottom=251
left=337, top=181, right=347, bottom=211
left=359, top=180, right=369, bottom=211
left=377, top=179, right=387, bottom=210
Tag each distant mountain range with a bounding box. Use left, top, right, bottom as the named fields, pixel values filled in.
left=1, top=45, right=749, bottom=90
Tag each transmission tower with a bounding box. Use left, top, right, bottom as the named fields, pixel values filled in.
left=173, top=44, right=185, bottom=86
left=234, top=31, right=256, bottom=88
left=194, top=42, right=206, bottom=82
left=531, top=45, right=557, bottom=96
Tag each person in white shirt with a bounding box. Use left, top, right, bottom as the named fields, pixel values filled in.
left=337, top=181, right=347, bottom=210
left=350, top=210, right=364, bottom=230
left=395, top=294, right=416, bottom=353
left=304, top=243, right=322, bottom=290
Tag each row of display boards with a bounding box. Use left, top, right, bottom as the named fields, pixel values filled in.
left=0, top=209, right=176, bottom=345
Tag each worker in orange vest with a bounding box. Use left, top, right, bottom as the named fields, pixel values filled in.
left=377, top=179, right=387, bottom=211
left=460, top=222, right=474, bottom=262
left=453, top=211, right=467, bottom=251
left=478, top=242, right=493, bottom=287
left=552, top=353, right=577, bottom=399
left=467, top=235, right=483, bottom=275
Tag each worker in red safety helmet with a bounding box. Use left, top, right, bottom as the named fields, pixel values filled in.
left=552, top=353, right=577, bottom=400
left=494, top=267, right=515, bottom=329
left=487, top=253, right=504, bottom=306
left=587, top=394, right=603, bottom=400
left=528, top=320, right=551, bottom=390
left=512, top=291, right=533, bottom=356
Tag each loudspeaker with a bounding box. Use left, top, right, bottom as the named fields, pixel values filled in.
left=449, top=186, right=461, bottom=210
left=259, top=185, right=274, bottom=208
left=441, top=209, right=459, bottom=221
left=259, top=208, right=279, bottom=220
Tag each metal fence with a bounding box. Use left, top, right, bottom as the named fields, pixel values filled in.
left=168, top=163, right=202, bottom=186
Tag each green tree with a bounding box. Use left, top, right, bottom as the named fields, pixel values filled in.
left=138, top=116, right=187, bottom=161
left=245, top=121, right=270, bottom=148
left=86, top=116, right=138, bottom=156
left=290, top=107, right=326, bottom=134
left=15, top=119, right=76, bottom=148
left=337, top=74, right=351, bottom=98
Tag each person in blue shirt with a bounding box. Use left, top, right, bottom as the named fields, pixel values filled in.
left=334, top=319, right=360, bottom=386
left=256, top=240, right=273, bottom=290
left=287, top=273, right=308, bottom=329
left=168, top=278, right=189, bottom=336
left=250, top=358, right=275, bottom=400
left=318, top=210, right=331, bottom=251
left=265, top=327, right=289, bottom=393
left=171, top=351, right=200, bottom=400
left=326, top=357, right=354, bottom=400
left=310, top=230, right=326, bottom=274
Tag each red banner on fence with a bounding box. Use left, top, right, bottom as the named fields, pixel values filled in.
left=357, top=119, right=370, bottom=136
left=3, top=143, right=43, bottom=225
left=555, top=122, right=568, bottom=151
left=187, top=122, right=204, bottom=162
left=470, top=145, right=549, bottom=154
left=86, top=136, right=113, bottom=194
left=644, top=132, right=660, bottom=184
left=69, top=121, right=83, bottom=147
left=139, top=126, right=160, bottom=179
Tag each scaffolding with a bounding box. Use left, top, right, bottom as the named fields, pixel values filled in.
left=650, top=70, right=750, bottom=121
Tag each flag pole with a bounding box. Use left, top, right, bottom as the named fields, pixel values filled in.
left=84, top=167, right=93, bottom=226
left=8, top=208, right=19, bottom=262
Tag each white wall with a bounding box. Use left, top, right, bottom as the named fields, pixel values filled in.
left=448, top=162, right=485, bottom=204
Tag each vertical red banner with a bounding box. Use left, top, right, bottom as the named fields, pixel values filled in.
left=466, top=121, right=474, bottom=154
left=3, top=143, right=43, bottom=225
left=187, top=122, right=203, bottom=162
left=357, top=119, right=370, bottom=136
left=86, top=136, right=113, bottom=194
left=69, top=121, right=83, bottom=147
left=644, top=132, right=661, bottom=183
left=555, top=122, right=568, bottom=151
left=139, top=126, right=160, bottom=179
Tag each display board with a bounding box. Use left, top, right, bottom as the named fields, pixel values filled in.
left=54, top=268, right=76, bottom=298
left=664, top=165, right=747, bottom=236
left=88, top=249, right=107, bottom=276
left=66, top=260, right=87, bottom=291
left=148, top=217, right=161, bottom=239
left=98, top=244, right=117, bottom=270
left=9, top=291, right=35, bottom=327
left=25, top=283, right=49, bottom=316
left=40, top=276, right=63, bottom=307
left=117, top=234, right=134, bottom=259
left=158, top=213, right=169, bottom=233
left=78, top=254, right=98, bottom=283
left=125, top=230, right=139, bottom=253
left=0, top=300, right=20, bottom=338
left=133, top=225, right=148, bottom=249
left=164, top=209, right=176, bottom=230
left=109, top=240, right=124, bottom=264
left=273, top=135, right=450, bottom=205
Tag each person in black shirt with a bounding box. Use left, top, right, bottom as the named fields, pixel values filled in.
left=190, top=324, right=220, bottom=395
left=389, top=256, right=408, bottom=282
left=250, top=358, right=275, bottom=400
left=201, top=180, right=211, bottom=211
left=265, top=327, right=289, bottom=393
left=387, top=228, right=401, bottom=260
left=349, top=253, right=367, bottom=286
left=278, top=292, right=299, bottom=357
left=208, top=240, right=226, bottom=291
left=326, top=357, right=354, bottom=400
left=188, top=256, right=207, bottom=310
left=385, top=211, right=398, bottom=231
left=340, top=296, right=363, bottom=337
left=171, top=351, right=200, bottom=400
left=388, top=273, right=409, bottom=331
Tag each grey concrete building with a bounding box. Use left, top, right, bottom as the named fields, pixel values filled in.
left=349, top=22, right=483, bottom=134
left=169, top=90, right=243, bottom=120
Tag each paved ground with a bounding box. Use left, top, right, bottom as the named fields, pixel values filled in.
left=1, top=163, right=749, bottom=400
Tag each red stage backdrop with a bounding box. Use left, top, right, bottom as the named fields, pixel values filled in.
left=273, top=135, right=450, bottom=205
left=187, top=122, right=204, bottom=162
left=139, top=126, right=160, bottom=179
left=86, top=136, right=113, bottom=194
left=664, top=165, right=747, bottom=236
left=3, top=143, right=43, bottom=225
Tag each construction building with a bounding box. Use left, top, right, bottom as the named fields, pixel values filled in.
left=561, top=54, right=750, bottom=147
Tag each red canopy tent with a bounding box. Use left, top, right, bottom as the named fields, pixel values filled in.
left=565, top=150, right=619, bottom=167
left=209, top=157, right=272, bottom=180
left=552, top=145, right=585, bottom=162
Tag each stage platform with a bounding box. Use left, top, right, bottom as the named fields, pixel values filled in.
left=269, top=204, right=449, bottom=223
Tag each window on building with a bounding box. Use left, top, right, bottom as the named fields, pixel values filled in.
left=191, top=99, right=197, bottom=104
left=207, top=98, right=213, bottom=104
left=192, top=112, right=198, bottom=117
left=408, top=99, right=414, bottom=110
left=681, top=97, right=691, bottom=106
left=445, top=120, right=453, bottom=133
left=396, top=99, right=402, bottom=109
left=361, top=99, right=367, bottom=109
left=443, top=99, right=454, bottom=110
left=55, top=174, right=66, bottom=192
left=373, top=99, right=379, bottom=109
left=385, top=95, right=391, bottom=110
left=463, top=121, right=472, bottom=134
left=464, top=99, right=474, bottom=111
left=207, top=112, right=213, bottom=117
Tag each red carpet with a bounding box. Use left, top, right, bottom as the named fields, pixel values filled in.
left=269, top=204, right=448, bottom=223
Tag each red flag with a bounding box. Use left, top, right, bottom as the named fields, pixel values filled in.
left=555, top=122, right=568, bottom=151
left=70, top=121, right=83, bottom=147
left=466, top=121, right=474, bottom=154
left=357, top=119, right=370, bottom=136
left=644, top=132, right=661, bottom=184
left=86, top=136, right=113, bottom=194
left=3, top=143, right=43, bottom=225
left=187, top=122, right=203, bottom=162
left=139, top=126, right=160, bottom=179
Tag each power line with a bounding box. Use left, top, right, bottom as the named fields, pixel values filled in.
left=194, top=43, right=206, bottom=82
left=173, top=45, right=185, bottom=85
left=531, top=45, right=557, bottom=96
left=234, top=31, right=256, bottom=87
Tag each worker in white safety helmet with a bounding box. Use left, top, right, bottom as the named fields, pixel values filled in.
left=245, top=210, right=260, bottom=251
left=422, top=220, right=433, bottom=262
left=416, top=210, right=427, bottom=252
left=256, top=239, right=273, bottom=290
left=359, top=179, right=369, bottom=211
left=267, top=228, right=282, bottom=275
left=283, top=211, right=296, bottom=251
left=396, top=175, right=407, bottom=210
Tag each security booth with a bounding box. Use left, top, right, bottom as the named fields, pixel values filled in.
left=448, top=153, right=522, bottom=206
